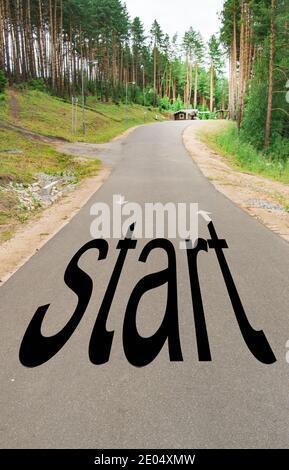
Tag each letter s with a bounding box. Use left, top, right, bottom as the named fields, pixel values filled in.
left=19, top=239, right=108, bottom=368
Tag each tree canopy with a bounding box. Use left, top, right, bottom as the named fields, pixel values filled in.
left=0, top=0, right=227, bottom=113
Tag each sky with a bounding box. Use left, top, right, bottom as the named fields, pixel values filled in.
left=124, top=0, right=225, bottom=43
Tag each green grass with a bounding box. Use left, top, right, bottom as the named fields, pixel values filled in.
left=199, top=122, right=289, bottom=184
left=0, top=92, right=9, bottom=120
left=4, top=89, right=162, bottom=143
left=0, top=124, right=100, bottom=242
left=0, top=127, right=100, bottom=184
left=0, top=87, right=163, bottom=242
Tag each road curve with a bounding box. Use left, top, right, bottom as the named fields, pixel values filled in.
left=1, top=121, right=289, bottom=449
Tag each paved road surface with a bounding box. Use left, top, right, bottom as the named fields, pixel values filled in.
left=1, top=121, right=289, bottom=449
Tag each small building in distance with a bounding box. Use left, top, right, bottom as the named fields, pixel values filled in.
left=174, top=109, right=198, bottom=121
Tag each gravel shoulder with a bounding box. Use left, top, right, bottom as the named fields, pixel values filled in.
left=0, top=166, right=110, bottom=284
left=0, top=122, right=145, bottom=284
left=2, top=119, right=289, bottom=284
left=183, top=121, right=289, bottom=243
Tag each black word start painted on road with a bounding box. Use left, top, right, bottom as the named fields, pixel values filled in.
left=19, top=222, right=276, bottom=368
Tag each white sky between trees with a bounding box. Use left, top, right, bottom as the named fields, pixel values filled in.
left=124, top=0, right=225, bottom=43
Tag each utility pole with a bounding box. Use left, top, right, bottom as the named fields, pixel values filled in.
left=125, top=81, right=135, bottom=126
left=81, top=59, right=97, bottom=135
left=71, top=97, right=78, bottom=135
left=141, top=65, right=146, bottom=123
left=81, top=61, right=86, bottom=135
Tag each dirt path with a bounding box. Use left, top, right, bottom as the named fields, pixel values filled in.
left=0, top=166, right=110, bottom=284
left=0, top=123, right=140, bottom=283
left=9, top=89, right=20, bottom=119
left=55, top=124, right=141, bottom=158
left=2, top=90, right=68, bottom=143
left=0, top=120, right=68, bottom=144
left=183, top=121, right=289, bottom=243
left=2, top=121, right=289, bottom=449
left=2, top=119, right=289, bottom=284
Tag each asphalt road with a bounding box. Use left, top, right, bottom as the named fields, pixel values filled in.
left=1, top=121, right=289, bottom=449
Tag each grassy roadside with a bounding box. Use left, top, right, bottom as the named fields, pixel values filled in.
left=198, top=121, right=289, bottom=185
left=0, top=88, right=165, bottom=243
left=2, top=88, right=162, bottom=143
left=0, top=126, right=100, bottom=242
left=0, top=88, right=164, bottom=243
left=0, top=127, right=100, bottom=184
left=0, top=89, right=99, bottom=242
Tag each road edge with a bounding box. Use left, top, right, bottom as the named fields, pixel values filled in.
left=183, top=122, right=289, bottom=245
left=0, top=165, right=111, bottom=285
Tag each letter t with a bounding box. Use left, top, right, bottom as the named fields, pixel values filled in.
left=207, top=222, right=276, bottom=365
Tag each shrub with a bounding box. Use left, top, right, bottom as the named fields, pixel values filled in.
left=268, top=135, right=289, bottom=163
left=27, top=78, right=47, bottom=92
left=211, top=124, right=289, bottom=183
left=0, top=70, right=7, bottom=94
left=172, top=95, right=184, bottom=112
left=159, top=95, right=170, bottom=110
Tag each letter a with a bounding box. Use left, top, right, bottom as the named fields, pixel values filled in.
left=123, top=239, right=183, bottom=367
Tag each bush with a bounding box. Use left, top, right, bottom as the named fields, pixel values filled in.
left=159, top=95, right=170, bottom=110
left=211, top=124, right=289, bottom=183
left=241, top=81, right=267, bottom=149
left=15, top=82, right=28, bottom=91
left=15, top=79, right=47, bottom=92
left=268, top=135, right=289, bottom=163
left=0, top=70, right=7, bottom=94
left=27, top=79, right=47, bottom=92
left=172, top=95, right=183, bottom=112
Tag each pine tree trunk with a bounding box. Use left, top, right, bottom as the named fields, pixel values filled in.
left=11, top=17, right=18, bottom=80
left=27, top=0, right=36, bottom=78
left=193, top=62, right=198, bottom=109
left=13, top=0, right=22, bottom=82
left=119, top=46, right=123, bottom=99
left=232, top=11, right=237, bottom=118
left=0, top=1, right=4, bottom=71
left=39, top=0, right=48, bottom=79
left=19, top=1, right=27, bottom=81
left=237, top=0, right=245, bottom=130
left=142, top=64, right=145, bottom=98
left=105, top=45, right=109, bottom=102
left=67, top=24, right=73, bottom=95
left=188, top=60, right=192, bottom=105
left=3, top=0, right=11, bottom=82
left=59, top=0, right=64, bottom=95
left=49, top=0, right=55, bottom=89
left=54, top=0, right=58, bottom=89
left=169, top=62, right=172, bottom=101
left=37, top=0, right=44, bottom=80
left=112, top=36, right=118, bottom=102
left=172, top=80, right=176, bottom=103
left=185, top=56, right=189, bottom=107
left=153, top=45, right=157, bottom=102
left=210, top=63, right=214, bottom=116
left=265, top=0, right=276, bottom=147
left=229, top=11, right=238, bottom=121
left=229, top=44, right=234, bottom=118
